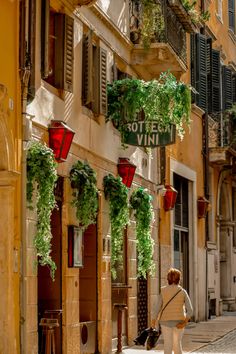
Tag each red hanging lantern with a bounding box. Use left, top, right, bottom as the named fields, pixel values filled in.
left=48, top=120, right=75, bottom=163
left=164, top=185, right=178, bottom=211
left=117, top=158, right=136, bottom=188
left=197, top=197, right=210, bottom=218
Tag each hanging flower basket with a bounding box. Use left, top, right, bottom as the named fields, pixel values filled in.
left=107, top=72, right=191, bottom=147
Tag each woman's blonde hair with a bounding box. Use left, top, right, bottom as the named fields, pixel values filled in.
left=167, top=267, right=181, bottom=285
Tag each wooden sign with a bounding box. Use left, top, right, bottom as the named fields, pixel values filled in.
left=122, top=121, right=176, bottom=147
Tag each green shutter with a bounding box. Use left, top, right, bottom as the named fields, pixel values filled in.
left=41, top=0, right=50, bottom=79
left=196, top=33, right=208, bottom=111
left=207, top=38, right=212, bottom=114
left=211, top=50, right=221, bottom=113
left=82, top=32, right=93, bottom=106
left=222, top=66, right=233, bottom=110
left=232, top=74, right=236, bottom=103
left=190, top=33, right=197, bottom=103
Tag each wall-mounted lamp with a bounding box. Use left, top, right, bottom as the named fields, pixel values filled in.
left=48, top=120, right=75, bottom=163
left=117, top=158, right=136, bottom=188
left=157, top=184, right=167, bottom=196
left=164, top=185, right=178, bottom=211
left=197, top=197, right=210, bottom=218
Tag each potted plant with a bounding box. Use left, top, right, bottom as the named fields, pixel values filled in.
left=103, top=174, right=129, bottom=280
left=107, top=71, right=191, bottom=146
left=130, top=187, right=155, bottom=278
left=27, top=141, right=58, bottom=279
left=70, top=160, right=99, bottom=230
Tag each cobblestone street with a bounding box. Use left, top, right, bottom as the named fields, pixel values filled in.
left=123, top=313, right=236, bottom=354
left=193, top=328, right=236, bottom=353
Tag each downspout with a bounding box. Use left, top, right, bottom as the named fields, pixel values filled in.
left=20, top=0, right=32, bottom=351
left=200, top=0, right=210, bottom=321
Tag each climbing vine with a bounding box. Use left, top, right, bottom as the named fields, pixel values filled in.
left=27, top=141, right=58, bottom=279
left=130, top=187, right=155, bottom=278
left=70, top=160, right=98, bottom=230
left=103, top=174, right=129, bottom=280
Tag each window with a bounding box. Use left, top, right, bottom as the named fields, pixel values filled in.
left=82, top=32, right=107, bottom=116
left=233, top=187, right=236, bottom=247
left=41, top=0, right=74, bottom=92
left=228, top=0, right=235, bottom=32
left=216, top=0, right=223, bottom=21
left=191, top=33, right=234, bottom=114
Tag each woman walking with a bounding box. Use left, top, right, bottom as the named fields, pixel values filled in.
left=152, top=268, right=193, bottom=354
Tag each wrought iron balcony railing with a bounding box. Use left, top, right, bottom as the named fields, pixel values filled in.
left=208, top=113, right=236, bottom=150
left=129, top=0, right=187, bottom=64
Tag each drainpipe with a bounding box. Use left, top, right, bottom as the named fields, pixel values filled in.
left=200, top=0, right=210, bottom=321
left=20, top=0, right=32, bottom=352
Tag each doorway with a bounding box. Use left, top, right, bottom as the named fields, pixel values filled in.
left=174, top=173, right=189, bottom=292
left=38, top=177, right=63, bottom=353
left=79, top=223, right=98, bottom=353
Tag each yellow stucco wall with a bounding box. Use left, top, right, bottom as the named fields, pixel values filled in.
left=0, top=1, right=21, bottom=353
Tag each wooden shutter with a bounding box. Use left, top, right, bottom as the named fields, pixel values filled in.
left=41, top=0, right=50, bottom=79
left=211, top=50, right=221, bottom=113
left=54, top=14, right=74, bottom=92
left=207, top=38, right=212, bottom=114
left=222, top=66, right=233, bottom=110
left=82, top=32, right=93, bottom=106
left=196, top=33, right=208, bottom=111
left=232, top=74, right=236, bottom=103
left=190, top=34, right=197, bottom=103
left=229, top=0, right=235, bottom=31
left=64, top=15, right=74, bottom=92
left=99, top=48, right=107, bottom=115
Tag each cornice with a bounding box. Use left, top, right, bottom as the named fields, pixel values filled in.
left=75, top=4, right=133, bottom=51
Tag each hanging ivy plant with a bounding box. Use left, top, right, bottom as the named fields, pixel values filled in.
left=27, top=141, right=58, bottom=279
left=130, top=187, right=155, bottom=278
left=70, top=160, right=98, bottom=230
left=103, top=174, right=129, bottom=280
left=107, top=72, right=191, bottom=142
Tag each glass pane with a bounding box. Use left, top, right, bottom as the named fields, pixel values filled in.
left=174, top=230, right=180, bottom=269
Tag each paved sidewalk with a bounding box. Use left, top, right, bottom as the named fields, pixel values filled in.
left=122, top=313, right=236, bottom=353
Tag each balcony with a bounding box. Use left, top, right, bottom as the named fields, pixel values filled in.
left=130, top=0, right=194, bottom=79
left=208, top=113, right=236, bottom=165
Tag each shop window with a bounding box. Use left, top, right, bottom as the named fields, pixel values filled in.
left=41, top=0, right=74, bottom=92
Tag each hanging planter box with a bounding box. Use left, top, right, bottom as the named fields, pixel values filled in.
left=122, top=122, right=176, bottom=147
left=167, top=0, right=198, bottom=33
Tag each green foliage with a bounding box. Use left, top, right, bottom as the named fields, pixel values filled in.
left=181, top=0, right=210, bottom=24
left=139, top=0, right=165, bottom=49
left=103, top=174, right=129, bottom=280
left=130, top=188, right=155, bottom=278
left=70, top=160, right=98, bottom=230
left=27, top=141, right=58, bottom=279
left=107, top=72, right=191, bottom=142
